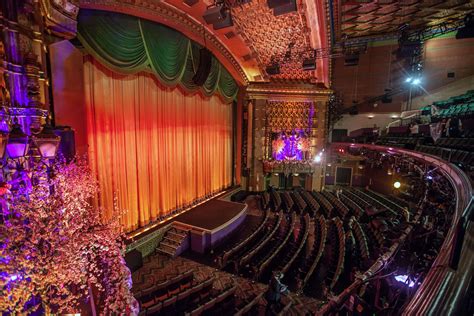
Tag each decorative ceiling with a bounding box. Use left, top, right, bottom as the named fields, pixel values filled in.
left=230, top=0, right=327, bottom=82
left=332, top=0, right=474, bottom=41
left=77, top=0, right=331, bottom=86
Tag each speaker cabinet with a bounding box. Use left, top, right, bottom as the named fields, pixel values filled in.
left=192, top=48, right=212, bottom=86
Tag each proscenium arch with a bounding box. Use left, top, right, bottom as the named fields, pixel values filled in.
left=79, top=1, right=249, bottom=87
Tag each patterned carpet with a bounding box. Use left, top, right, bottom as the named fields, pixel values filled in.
left=132, top=253, right=325, bottom=315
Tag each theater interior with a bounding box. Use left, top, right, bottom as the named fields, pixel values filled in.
left=0, top=0, right=473, bottom=315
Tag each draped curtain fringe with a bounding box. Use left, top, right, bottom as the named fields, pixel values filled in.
left=77, top=9, right=239, bottom=103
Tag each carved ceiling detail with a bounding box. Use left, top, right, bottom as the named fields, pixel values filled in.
left=231, top=0, right=317, bottom=82
left=333, top=0, right=474, bottom=41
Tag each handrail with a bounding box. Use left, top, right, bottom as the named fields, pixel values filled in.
left=324, top=143, right=473, bottom=315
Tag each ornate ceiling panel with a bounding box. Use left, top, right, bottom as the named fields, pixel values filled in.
left=231, top=0, right=318, bottom=82
left=333, top=0, right=474, bottom=41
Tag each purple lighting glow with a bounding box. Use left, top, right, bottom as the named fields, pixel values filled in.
left=394, top=274, right=416, bottom=287
left=272, top=130, right=309, bottom=161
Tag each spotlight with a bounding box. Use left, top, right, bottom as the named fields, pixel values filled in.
left=405, top=77, right=413, bottom=83
left=314, top=155, right=321, bottom=163
left=393, top=181, right=401, bottom=189
left=412, top=78, right=421, bottom=85
left=203, top=4, right=226, bottom=24
left=394, top=274, right=416, bottom=287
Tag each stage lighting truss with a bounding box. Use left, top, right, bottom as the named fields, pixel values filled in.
left=264, top=43, right=367, bottom=75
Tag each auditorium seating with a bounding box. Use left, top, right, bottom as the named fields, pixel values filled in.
left=270, top=188, right=282, bottom=210
left=299, top=190, right=320, bottom=216
left=249, top=213, right=295, bottom=281
left=322, top=191, right=349, bottom=218
left=238, top=211, right=283, bottom=269
left=281, top=191, right=294, bottom=212
left=300, top=215, right=327, bottom=293
left=290, top=191, right=307, bottom=214
left=311, top=191, right=333, bottom=216
left=219, top=209, right=270, bottom=268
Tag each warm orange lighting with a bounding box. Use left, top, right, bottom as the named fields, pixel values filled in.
left=393, top=181, right=401, bottom=189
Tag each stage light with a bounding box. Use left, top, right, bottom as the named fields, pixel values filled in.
left=412, top=78, right=421, bottom=85
left=393, top=181, right=401, bottom=189
left=314, top=155, right=321, bottom=163
left=293, top=173, right=299, bottom=177
left=405, top=77, right=413, bottom=83
left=394, top=274, right=416, bottom=287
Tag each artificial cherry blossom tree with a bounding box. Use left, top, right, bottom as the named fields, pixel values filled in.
left=0, top=159, right=137, bottom=314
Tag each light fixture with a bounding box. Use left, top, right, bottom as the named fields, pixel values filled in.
left=393, top=181, right=401, bottom=189
left=293, top=173, right=299, bottom=177
left=6, top=122, right=29, bottom=159
left=412, top=78, right=421, bottom=85
left=33, top=122, right=61, bottom=159
left=314, top=155, right=321, bottom=163
left=368, top=115, right=374, bottom=119
left=405, top=77, right=413, bottom=83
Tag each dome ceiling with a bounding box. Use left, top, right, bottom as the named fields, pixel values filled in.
left=78, top=0, right=330, bottom=86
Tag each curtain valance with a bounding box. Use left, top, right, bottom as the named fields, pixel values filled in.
left=77, top=9, right=239, bottom=102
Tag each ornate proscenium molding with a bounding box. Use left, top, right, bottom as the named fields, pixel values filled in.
left=40, top=0, right=80, bottom=39
left=79, top=0, right=248, bottom=86
left=246, top=82, right=332, bottom=101
left=263, top=159, right=316, bottom=176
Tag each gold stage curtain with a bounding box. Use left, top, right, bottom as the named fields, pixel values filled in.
left=84, top=57, right=233, bottom=232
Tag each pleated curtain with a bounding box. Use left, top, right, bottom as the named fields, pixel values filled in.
left=77, top=9, right=239, bottom=102
left=84, top=58, right=233, bottom=232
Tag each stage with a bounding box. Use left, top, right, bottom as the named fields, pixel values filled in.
left=173, top=197, right=248, bottom=253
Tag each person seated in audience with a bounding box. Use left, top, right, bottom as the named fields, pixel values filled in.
left=265, top=271, right=289, bottom=314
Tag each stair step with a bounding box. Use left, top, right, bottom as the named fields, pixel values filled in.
left=157, top=248, right=175, bottom=257
left=167, top=231, right=187, bottom=239
left=163, top=235, right=182, bottom=246
left=160, top=241, right=179, bottom=249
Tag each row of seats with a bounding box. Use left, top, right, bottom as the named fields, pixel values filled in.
left=300, top=215, right=327, bottom=291
left=279, top=214, right=311, bottom=275
left=290, top=191, right=308, bottom=214
left=416, top=145, right=474, bottom=167
left=281, top=191, right=294, bottom=212
left=299, top=190, right=321, bottom=215
left=322, top=191, right=349, bottom=218
left=349, top=217, right=370, bottom=262
left=219, top=210, right=270, bottom=268
left=137, top=274, right=215, bottom=315
left=327, top=218, right=346, bottom=290
left=270, top=189, right=282, bottom=210
left=435, top=137, right=474, bottom=152
left=250, top=213, right=295, bottom=281
left=311, top=191, right=333, bottom=216
left=360, top=189, right=408, bottom=220
left=186, top=286, right=236, bottom=316
left=339, top=194, right=364, bottom=219
left=239, top=211, right=284, bottom=268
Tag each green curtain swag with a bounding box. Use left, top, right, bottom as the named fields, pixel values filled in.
left=77, top=9, right=238, bottom=102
